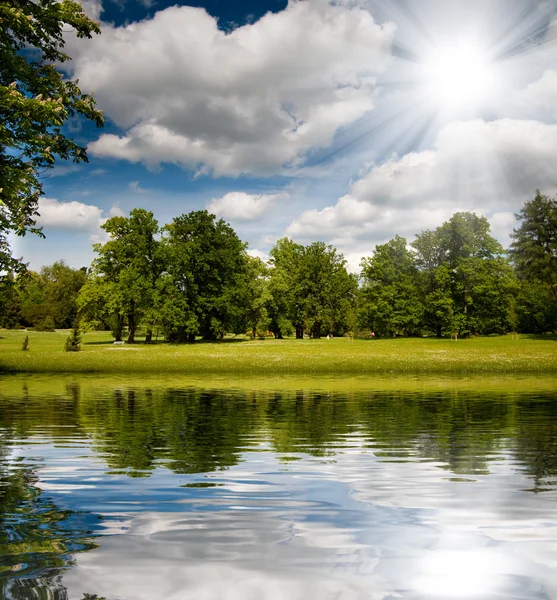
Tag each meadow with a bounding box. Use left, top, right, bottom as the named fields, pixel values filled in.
left=1, top=329, right=557, bottom=376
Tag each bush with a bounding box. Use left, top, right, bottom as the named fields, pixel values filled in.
left=35, top=315, right=56, bottom=332
left=65, top=320, right=82, bottom=352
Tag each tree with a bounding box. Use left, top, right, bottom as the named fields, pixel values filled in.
left=163, top=211, right=247, bottom=341
left=268, top=239, right=356, bottom=339
left=1, top=0, right=104, bottom=273
left=360, top=236, right=423, bottom=337
left=235, top=256, right=271, bottom=339
left=268, top=238, right=304, bottom=339
left=412, top=212, right=514, bottom=337
left=65, top=318, right=82, bottom=351
left=510, top=191, right=557, bottom=298
left=78, top=274, right=126, bottom=340
left=85, top=209, right=162, bottom=343
left=39, top=260, right=86, bottom=327
left=296, top=242, right=356, bottom=339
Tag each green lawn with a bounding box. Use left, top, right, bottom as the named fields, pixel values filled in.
left=1, top=329, right=557, bottom=375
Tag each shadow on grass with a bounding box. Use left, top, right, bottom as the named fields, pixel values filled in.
left=83, top=338, right=252, bottom=346
left=521, top=333, right=557, bottom=342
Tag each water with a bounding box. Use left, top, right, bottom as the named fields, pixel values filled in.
left=1, top=375, right=556, bottom=599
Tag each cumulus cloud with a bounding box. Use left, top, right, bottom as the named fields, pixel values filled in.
left=522, top=69, right=557, bottom=119
left=66, top=0, right=394, bottom=176
left=285, top=118, right=557, bottom=253
left=246, top=248, right=270, bottom=263
left=207, top=192, right=287, bottom=222
left=36, top=198, right=124, bottom=240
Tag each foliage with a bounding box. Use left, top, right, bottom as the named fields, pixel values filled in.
left=509, top=190, right=557, bottom=331
left=80, top=209, right=162, bottom=343
left=2, top=260, right=86, bottom=329
left=1, top=202, right=556, bottom=341
left=359, top=235, right=423, bottom=336
left=268, top=238, right=304, bottom=338
left=235, top=255, right=271, bottom=338
left=268, top=238, right=356, bottom=339
left=0, top=0, right=103, bottom=273
left=65, top=319, right=82, bottom=351
left=411, top=212, right=516, bottom=337
left=163, top=210, right=247, bottom=341
left=510, top=191, right=557, bottom=290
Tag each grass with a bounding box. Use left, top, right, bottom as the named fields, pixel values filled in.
left=1, top=329, right=557, bottom=377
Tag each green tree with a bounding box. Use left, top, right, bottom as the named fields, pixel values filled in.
left=77, top=274, right=126, bottom=340
left=509, top=191, right=557, bottom=331
left=84, top=209, right=162, bottom=343
left=163, top=210, right=247, bottom=341
left=268, top=238, right=304, bottom=339
left=412, top=212, right=514, bottom=336
left=296, top=241, right=356, bottom=339
left=10, top=261, right=86, bottom=329
left=0, top=271, right=22, bottom=327
left=236, top=255, right=271, bottom=339
left=64, top=318, right=82, bottom=351
left=1, top=0, right=103, bottom=273
left=509, top=191, right=557, bottom=292
left=360, top=236, right=423, bottom=337
left=39, top=260, right=86, bottom=327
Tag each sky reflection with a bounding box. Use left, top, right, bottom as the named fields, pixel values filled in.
left=1, top=381, right=556, bottom=599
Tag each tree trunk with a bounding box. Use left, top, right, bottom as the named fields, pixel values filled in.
left=113, top=314, right=125, bottom=342
left=187, top=332, right=196, bottom=343
left=295, top=325, right=304, bottom=339
left=311, top=322, right=321, bottom=339
left=436, top=324, right=442, bottom=338
left=127, top=313, right=136, bottom=344
left=145, top=329, right=152, bottom=344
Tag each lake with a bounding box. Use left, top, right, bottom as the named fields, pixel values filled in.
left=1, top=374, right=556, bottom=599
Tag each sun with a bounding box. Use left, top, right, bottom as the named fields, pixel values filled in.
left=422, top=43, right=493, bottom=112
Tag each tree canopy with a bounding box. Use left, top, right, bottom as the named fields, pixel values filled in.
left=0, top=0, right=103, bottom=273
left=3, top=194, right=557, bottom=339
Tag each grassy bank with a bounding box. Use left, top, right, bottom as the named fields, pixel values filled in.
left=1, top=329, right=557, bottom=375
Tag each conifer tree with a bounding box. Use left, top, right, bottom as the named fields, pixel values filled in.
left=65, top=319, right=82, bottom=352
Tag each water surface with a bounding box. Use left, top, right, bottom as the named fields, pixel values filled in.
left=1, top=375, right=556, bottom=599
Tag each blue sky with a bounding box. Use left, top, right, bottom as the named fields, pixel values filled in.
left=14, top=0, right=557, bottom=272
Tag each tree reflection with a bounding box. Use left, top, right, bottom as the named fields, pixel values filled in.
left=0, top=457, right=100, bottom=599
left=1, top=381, right=556, bottom=486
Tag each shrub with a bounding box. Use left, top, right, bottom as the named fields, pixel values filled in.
left=65, top=320, right=82, bottom=352
left=35, top=315, right=56, bottom=332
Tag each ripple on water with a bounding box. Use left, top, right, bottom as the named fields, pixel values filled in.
left=0, top=380, right=556, bottom=599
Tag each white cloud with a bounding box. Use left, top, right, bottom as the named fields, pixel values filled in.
left=66, top=0, right=394, bottom=176
left=522, top=69, right=557, bottom=119
left=49, top=165, right=82, bottom=178
left=128, top=181, right=149, bottom=194
left=36, top=198, right=125, bottom=241
left=285, top=118, right=557, bottom=254
left=80, top=0, right=103, bottom=21
left=246, top=248, right=270, bottom=263
left=37, top=198, right=104, bottom=231
left=207, top=192, right=287, bottom=222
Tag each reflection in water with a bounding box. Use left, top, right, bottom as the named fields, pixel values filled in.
left=0, top=378, right=556, bottom=599
left=0, top=457, right=100, bottom=599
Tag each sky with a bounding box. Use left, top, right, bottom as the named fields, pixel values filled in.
left=13, top=0, right=557, bottom=272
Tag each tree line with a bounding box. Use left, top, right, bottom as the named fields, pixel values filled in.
left=1, top=191, right=556, bottom=340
